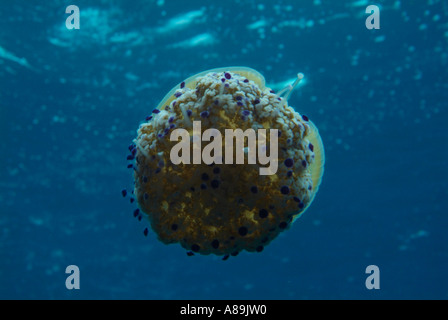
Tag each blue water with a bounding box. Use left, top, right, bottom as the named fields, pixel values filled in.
left=1, top=0, right=447, bottom=300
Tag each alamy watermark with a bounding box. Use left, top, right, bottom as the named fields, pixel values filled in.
left=64, top=4, right=380, bottom=32
left=365, top=5, right=380, bottom=30
left=65, top=265, right=80, bottom=289
left=365, top=265, right=380, bottom=289
left=66, top=5, right=80, bottom=30
left=170, top=121, right=279, bottom=176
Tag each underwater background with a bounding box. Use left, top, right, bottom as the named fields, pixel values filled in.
left=0, top=0, right=447, bottom=300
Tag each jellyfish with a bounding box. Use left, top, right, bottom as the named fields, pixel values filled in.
left=126, top=67, right=325, bottom=258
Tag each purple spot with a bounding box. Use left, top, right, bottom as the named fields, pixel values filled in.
left=286, top=170, right=293, bottom=177
left=121, top=189, right=127, bottom=197
left=211, top=180, right=220, bottom=189
left=293, top=197, right=300, bottom=203
left=242, top=110, right=250, bottom=116
left=127, top=155, right=134, bottom=161
left=270, top=90, right=275, bottom=93
left=236, top=96, right=242, bottom=101
left=170, top=124, right=176, bottom=129
left=298, top=202, right=305, bottom=209
left=172, top=101, right=177, bottom=107
left=214, top=99, right=219, bottom=105
left=155, top=168, right=161, bottom=174
left=259, top=209, right=268, bottom=218
left=212, top=239, right=220, bottom=249
left=133, top=209, right=140, bottom=217
left=225, top=72, right=231, bottom=79
left=138, top=215, right=142, bottom=221
left=238, top=226, right=248, bottom=236
left=302, top=115, right=309, bottom=121
left=284, top=158, right=294, bottom=168
left=200, top=111, right=209, bottom=118
left=187, top=109, right=192, bottom=117
left=187, top=251, right=194, bottom=256
left=243, top=79, right=249, bottom=83
left=221, top=78, right=226, bottom=83
left=152, top=109, right=160, bottom=114
left=278, top=97, right=282, bottom=101
left=286, top=138, right=291, bottom=144
left=158, top=160, right=165, bottom=167
left=130, top=198, right=135, bottom=203
left=237, top=101, right=244, bottom=107
left=225, top=83, right=229, bottom=88
left=302, top=160, right=307, bottom=168
left=164, top=128, right=169, bottom=135
left=131, top=148, right=137, bottom=156
left=144, top=192, right=149, bottom=200
left=174, top=92, right=182, bottom=98
left=309, top=143, right=314, bottom=152
left=278, top=130, right=282, bottom=137
left=308, top=185, right=312, bottom=190
left=251, top=186, right=258, bottom=194
left=241, top=116, right=247, bottom=121
left=168, top=116, right=174, bottom=123
left=127, top=164, right=133, bottom=169
left=253, top=99, right=260, bottom=105
left=180, top=81, right=185, bottom=89
left=145, top=115, right=153, bottom=121
left=280, top=186, right=290, bottom=195
left=143, top=228, right=148, bottom=236
left=157, top=133, right=163, bottom=138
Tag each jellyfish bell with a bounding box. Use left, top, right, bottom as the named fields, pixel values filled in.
left=292, top=119, right=325, bottom=222
left=128, top=66, right=325, bottom=258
